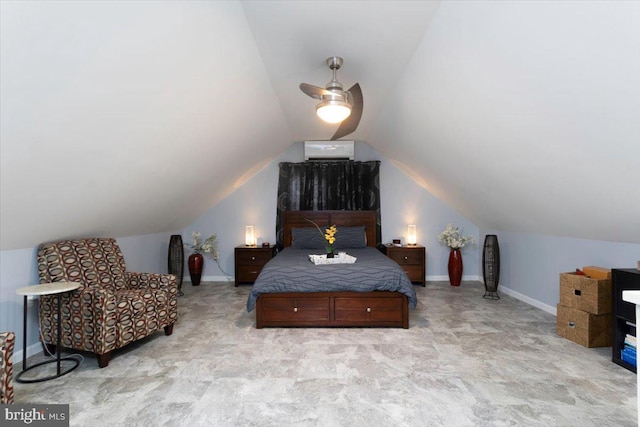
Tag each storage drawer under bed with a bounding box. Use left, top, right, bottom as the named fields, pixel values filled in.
left=260, top=296, right=330, bottom=322
left=334, top=297, right=403, bottom=322
left=255, top=292, right=409, bottom=329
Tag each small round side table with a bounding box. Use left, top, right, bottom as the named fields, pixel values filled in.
left=15, top=282, right=82, bottom=383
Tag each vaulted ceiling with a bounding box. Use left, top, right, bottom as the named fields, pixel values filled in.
left=1, top=1, right=639, bottom=251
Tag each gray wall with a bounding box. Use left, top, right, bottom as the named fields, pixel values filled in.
left=184, top=139, right=640, bottom=318
left=487, top=229, right=640, bottom=314
left=184, top=141, right=481, bottom=282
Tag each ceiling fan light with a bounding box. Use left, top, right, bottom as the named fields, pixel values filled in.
left=316, top=101, right=351, bottom=123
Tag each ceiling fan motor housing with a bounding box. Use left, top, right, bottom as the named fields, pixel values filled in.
left=300, top=56, right=362, bottom=129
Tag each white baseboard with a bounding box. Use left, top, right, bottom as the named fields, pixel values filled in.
left=499, top=286, right=557, bottom=316
left=426, top=275, right=482, bottom=282
left=424, top=278, right=557, bottom=316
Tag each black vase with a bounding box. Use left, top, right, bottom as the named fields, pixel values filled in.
left=482, top=235, right=500, bottom=300
left=168, top=235, right=184, bottom=296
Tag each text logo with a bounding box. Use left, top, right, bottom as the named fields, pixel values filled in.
left=1, top=405, right=69, bottom=426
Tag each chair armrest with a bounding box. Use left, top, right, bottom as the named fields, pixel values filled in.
left=78, top=287, right=118, bottom=350
left=126, top=272, right=178, bottom=293
left=42, top=287, right=117, bottom=324
left=80, top=287, right=117, bottom=316
left=39, top=286, right=118, bottom=354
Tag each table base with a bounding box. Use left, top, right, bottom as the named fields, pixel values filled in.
left=15, top=355, right=81, bottom=383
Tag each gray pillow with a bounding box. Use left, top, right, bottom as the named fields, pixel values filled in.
left=291, top=227, right=327, bottom=249
left=333, top=226, right=367, bottom=249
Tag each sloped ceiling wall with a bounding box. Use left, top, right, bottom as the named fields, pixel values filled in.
left=1, top=1, right=639, bottom=252
left=370, top=1, right=640, bottom=243
left=0, top=1, right=292, bottom=250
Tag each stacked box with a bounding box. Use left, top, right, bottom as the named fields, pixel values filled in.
left=556, top=304, right=612, bottom=347
left=559, top=272, right=612, bottom=315
left=557, top=271, right=612, bottom=348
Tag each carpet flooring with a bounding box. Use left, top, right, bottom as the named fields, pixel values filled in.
left=13, top=281, right=637, bottom=426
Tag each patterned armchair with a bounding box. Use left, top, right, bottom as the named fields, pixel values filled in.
left=37, top=238, right=178, bottom=368
left=0, top=331, right=15, bottom=404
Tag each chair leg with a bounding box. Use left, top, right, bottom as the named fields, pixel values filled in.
left=42, top=342, right=57, bottom=356
left=164, top=324, right=174, bottom=336
left=96, top=352, right=111, bottom=368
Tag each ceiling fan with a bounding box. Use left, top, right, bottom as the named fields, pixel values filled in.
left=300, top=56, right=363, bottom=141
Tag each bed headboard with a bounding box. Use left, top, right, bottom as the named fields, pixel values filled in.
left=282, top=210, right=378, bottom=248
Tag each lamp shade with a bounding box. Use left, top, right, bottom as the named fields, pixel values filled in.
left=407, top=225, right=417, bottom=246
left=316, top=100, right=351, bottom=123
left=245, top=226, right=256, bottom=246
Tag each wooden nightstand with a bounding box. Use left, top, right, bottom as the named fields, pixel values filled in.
left=234, top=245, right=276, bottom=286
left=382, top=244, right=426, bottom=286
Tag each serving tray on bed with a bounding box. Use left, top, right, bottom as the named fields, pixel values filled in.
left=308, top=254, right=357, bottom=265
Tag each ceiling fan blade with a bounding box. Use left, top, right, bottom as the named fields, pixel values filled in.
left=300, top=83, right=333, bottom=100
left=331, top=83, right=363, bottom=141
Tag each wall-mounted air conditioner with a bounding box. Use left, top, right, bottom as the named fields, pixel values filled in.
left=304, top=141, right=354, bottom=160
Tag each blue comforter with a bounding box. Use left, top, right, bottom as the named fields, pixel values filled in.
left=247, top=247, right=418, bottom=311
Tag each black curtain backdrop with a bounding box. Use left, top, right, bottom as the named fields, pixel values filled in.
left=276, top=160, right=381, bottom=246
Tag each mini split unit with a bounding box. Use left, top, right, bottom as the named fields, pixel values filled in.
left=304, top=141, right=354, bottom=160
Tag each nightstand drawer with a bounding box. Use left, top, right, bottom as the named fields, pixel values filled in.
left=236, top=266, right=263, bottom=283
left=388, top=249, right=423, bottom=265
left=400, top=265, right=424, bottom=283
left=236, top=250, right=273, bottom=265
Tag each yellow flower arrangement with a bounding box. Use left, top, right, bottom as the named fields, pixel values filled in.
left=324, top=225, right=337, bottom=251
left=305, top=218, right=338, bottom=256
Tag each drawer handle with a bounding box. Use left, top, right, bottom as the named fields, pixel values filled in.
left=574, top=290, right=581, bottom=296
left=366, top=307, right=371, bottom=313
left=293, top=307, right=298, bottom=312
left=404, top=256, right=408, bottom=260
left=251, top=256, right=256, bottom=260
left=568, top=321, right=575, bottom=328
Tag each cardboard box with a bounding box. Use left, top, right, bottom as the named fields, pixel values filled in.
left=556, top=304, right=612, bottom=348
left=582, top=266, right=612, bottom=280
left=559, top=272, right=612, bottom=315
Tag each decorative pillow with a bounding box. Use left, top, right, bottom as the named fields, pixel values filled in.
left=333, top=226, right=367, bottom=249
left=291, top=227, right=327, bottom=249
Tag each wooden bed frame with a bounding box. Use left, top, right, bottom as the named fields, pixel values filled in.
left=255, top=210, right=409, bottom=329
